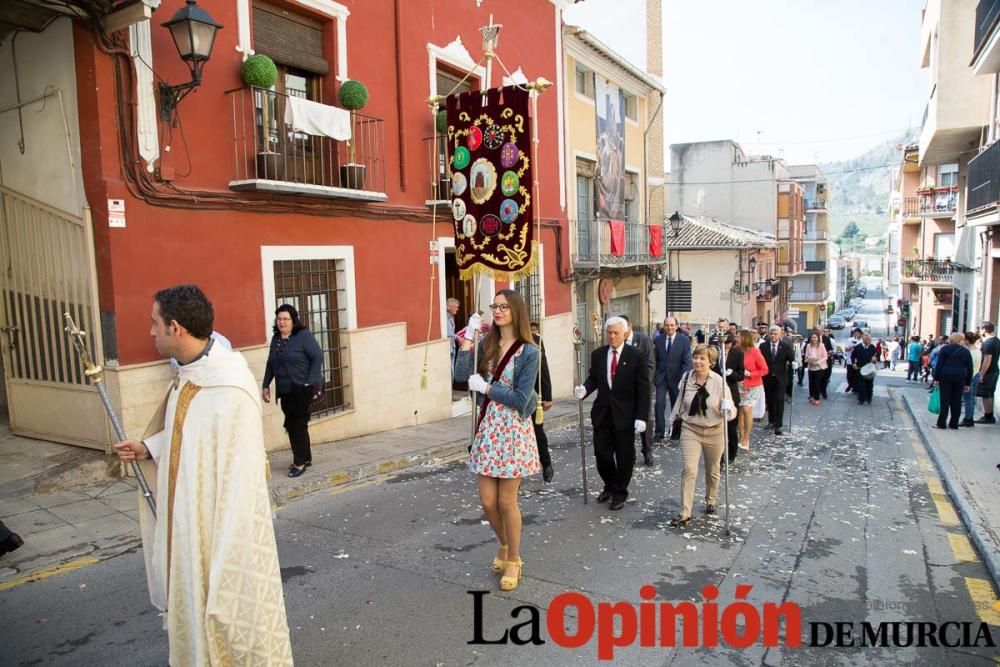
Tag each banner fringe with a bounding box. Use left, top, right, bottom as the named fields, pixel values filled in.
left=457, top=243, right=539, bottom=283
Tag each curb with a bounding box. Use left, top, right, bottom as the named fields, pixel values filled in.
left=268, top=410, right=583, bottom=507
left=897, top=389, right=1000, bottom=591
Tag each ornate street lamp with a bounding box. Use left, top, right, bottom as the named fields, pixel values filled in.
left=668, top=210, right=683, bottom=238
left=159, top=0, right=224, bottom=121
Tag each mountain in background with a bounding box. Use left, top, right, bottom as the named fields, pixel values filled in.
left=819, top=129, right=918, bottom=244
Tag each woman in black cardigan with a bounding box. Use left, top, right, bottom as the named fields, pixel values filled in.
left=262, top=305, right=325, bottom=476
left=932, top=332, right=973, bottom=430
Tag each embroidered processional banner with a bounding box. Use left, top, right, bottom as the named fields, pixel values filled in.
left=446, top=85, right=534, bottom=280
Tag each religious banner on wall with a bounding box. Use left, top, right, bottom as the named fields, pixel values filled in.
left=446, top=85, right=534, bottom=280
left=594, top=77, right=625, bottom=221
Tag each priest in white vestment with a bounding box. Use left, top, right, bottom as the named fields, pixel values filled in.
left=115, top=285, right=293, bottom=666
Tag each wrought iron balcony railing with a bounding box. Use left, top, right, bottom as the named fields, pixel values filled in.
left=571, top=219, right=666, bottom=268
left=789, top=290, right=827, bottom=303
left=226, top=87, right=386, bottom=199
left=918, top=187, right=957, bottom=215
left=902, top=258, right=954, bottom=282
left=803, top=229, right=828, bottom=241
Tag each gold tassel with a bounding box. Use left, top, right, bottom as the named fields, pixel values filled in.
left=420, top=361, right=429, bottom=389
left=264, top=454, right=271, bottom=481
left=534, top=394, right=544, bottom=425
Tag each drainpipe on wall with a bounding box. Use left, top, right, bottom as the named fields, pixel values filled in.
left=394, top=0, right=407, bottom=191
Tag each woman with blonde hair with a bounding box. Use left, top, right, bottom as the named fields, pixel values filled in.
left=667, top=344, right=737, bottom=527
left=736, top=330, right=768, bottom=450
left=454, top=289, right=540, bottom=590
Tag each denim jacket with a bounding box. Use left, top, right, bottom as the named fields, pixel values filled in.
left=454, top=342, right=539, bottom=419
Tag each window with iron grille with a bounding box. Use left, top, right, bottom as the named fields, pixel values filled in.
left=272, top=259, right=350, bottom=417
left=515, top=265, right=542, bottom=324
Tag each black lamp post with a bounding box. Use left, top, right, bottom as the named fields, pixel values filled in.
left=665, top=211, right=684, bottom=317
left=159, top=0, right=223, bottom=122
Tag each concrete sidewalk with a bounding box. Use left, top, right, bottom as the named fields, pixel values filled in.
left=899, top=388, right=1000, bottom=588
left=0, top=398, right=586, bottom=585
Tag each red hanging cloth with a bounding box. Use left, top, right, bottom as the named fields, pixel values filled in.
left=609, top=220, right=625, bottom=256
left=649, top=225, right=663, bottom=257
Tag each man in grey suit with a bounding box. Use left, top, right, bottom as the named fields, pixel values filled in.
left=653, top=316, right=693, bottom=441
left=622, top=316, right=656, bottom=466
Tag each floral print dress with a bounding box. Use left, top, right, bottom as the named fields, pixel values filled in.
left=468, top=346, right=541, bottom=479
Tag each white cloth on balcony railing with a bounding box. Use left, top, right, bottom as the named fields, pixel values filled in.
left=284, top=96, right=352, bottom=141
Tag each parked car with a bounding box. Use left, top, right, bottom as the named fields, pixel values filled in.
left=837, top=308, right=856, bottom=320
left=854, top=319, right=870, bottom=333
left=828, top=315, right=846, bottom=330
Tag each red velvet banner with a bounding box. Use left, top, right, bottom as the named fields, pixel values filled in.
left=649, top=225, right=663, bottom=257
left=608, top=220, right=625, bottom=256
left=446, top=86, right=534, bottom=280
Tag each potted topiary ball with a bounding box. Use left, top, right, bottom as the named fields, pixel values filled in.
left=338, top=80, right=369, bottom=189
left=241, top=54, right=278, bottom=89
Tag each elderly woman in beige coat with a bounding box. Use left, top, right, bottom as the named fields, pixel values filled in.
left=668, top=344, right=737, bottom=527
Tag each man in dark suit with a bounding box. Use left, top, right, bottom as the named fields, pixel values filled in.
left=575, top=317, right=649, bottom=510
left=760, top=324, right=796, bottom=435
left=530, top=323, right=554, bottom=482
left=622, top=315, right=656, bottom=466
left=820, top=326, right=835, bottom=399
left=653, top=316, right=692, bottom=441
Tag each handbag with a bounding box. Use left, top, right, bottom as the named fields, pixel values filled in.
left=670, top=372, right=690, bottom=440
left=928, top=386, right=941, bottom=414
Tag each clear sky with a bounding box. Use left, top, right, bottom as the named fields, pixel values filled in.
left=564, top=0, right=928, bottom=164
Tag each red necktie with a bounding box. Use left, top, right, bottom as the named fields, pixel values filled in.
left=611, top=348, right=618, bottom=383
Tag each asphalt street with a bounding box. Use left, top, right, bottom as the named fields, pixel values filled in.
left=3, top=282, right=997, bottom=666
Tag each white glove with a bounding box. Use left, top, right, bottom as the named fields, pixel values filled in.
left=467, top=374, right=489, bottom=394
left=725, top=368, right=733, bottom=377
left=463, top=314, right=483, bottom=341
left=792, top=361, right=800, bottom=370
left=744, top=370, right=752, bottom=377
left=720, top=399, right=735, bottom=412
left=634, top=420, right=646, bottom=434
left=574, top=385, right=587, bottom=400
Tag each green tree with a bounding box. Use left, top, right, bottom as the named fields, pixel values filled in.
left=842, top=221, right=860, bottom=239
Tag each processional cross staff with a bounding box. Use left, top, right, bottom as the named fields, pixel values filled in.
left=64, top=313, right=156, bottom=516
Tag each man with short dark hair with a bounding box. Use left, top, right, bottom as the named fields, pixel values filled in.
left=113, top=285, right=292, bottom=665
left=654, top=316, right=692, bottom=441
left=529, top=322, right=555, bottom=481
left=977, top=321, right=998, bottom=424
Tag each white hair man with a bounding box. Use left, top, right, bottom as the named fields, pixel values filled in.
left=574, top=316, right=650, bottom=510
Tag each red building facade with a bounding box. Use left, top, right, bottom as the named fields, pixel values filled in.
left=0, top=0, right=576, bottom=449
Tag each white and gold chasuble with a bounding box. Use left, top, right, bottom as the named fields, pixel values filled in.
left=137, top=346, right=293, bottom=666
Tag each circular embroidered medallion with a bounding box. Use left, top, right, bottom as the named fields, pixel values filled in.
left=499, top=199, right=519, bottom=224
left=500, top=170, right=519, bottom=196
left=499, top=142, right=519, bottom=168
left=469, top=158, right=497, bottom=205
left=467, top=126, right=483, bottom=151
left=451, top=198, right=466, bottom=221
left=462, top=214, right=477, bottom=237
left=451, top=172, right=467, bottom=196
left=483, top=124, right=504, bottom=150
left=453, top=146, right=470, bottom=170
left=480, top=214, right=502, bottom=236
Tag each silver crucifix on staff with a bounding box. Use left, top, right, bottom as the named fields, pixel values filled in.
left=64, top=313, right=156, bottom=516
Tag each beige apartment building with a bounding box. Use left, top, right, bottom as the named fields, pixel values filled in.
left=669, top=140, right=824, bottom=329
left=966, top=0, right=1000, bottom=325
left=563, top=20, right=666, bottom=367
left=910, top=0, right=986, bottom=336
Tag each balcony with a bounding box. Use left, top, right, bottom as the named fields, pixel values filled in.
left=755, top=283, right=779, bottom=302
left=803, top=229, right=828, bottom=242
left=917, top=187, right=957, bottom=216
left=900, top=196, right=921, bottom=221
left=805, top=199, right=827, bottom=211
left=902, top=258, right=954, bottom=284
left=424, top=135, right=450, bottom=204
left=973, top=0, right=1000, bottom=74
left=802, top=260, right=827, bottom=273
left=968, top=139, right=1000, bottom=214
left=571, top=219, right=666, bottom=268
left=789, top=291, right=828, bottom=303
left=226, top=87, right=387, bottom=201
